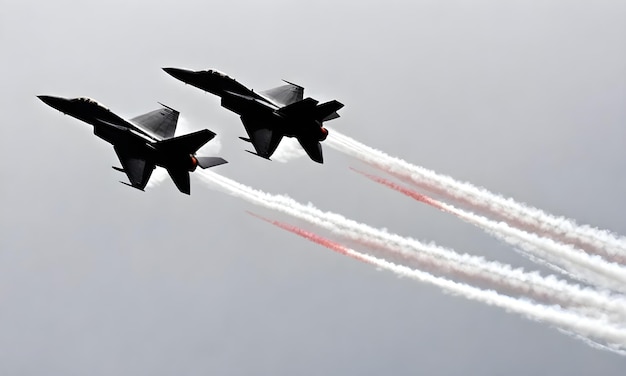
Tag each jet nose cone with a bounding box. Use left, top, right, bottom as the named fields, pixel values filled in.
left=162, top=67, right=194, bottom=82
left=37, top=95, right=57, bottom=105
left=37, top=95, right=69, bottom=111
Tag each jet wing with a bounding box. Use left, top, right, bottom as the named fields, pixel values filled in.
left=240, top=116, right=283, bottom=159
left=130, top=104, right=179, bottom=140
left=297, top=137, right=324, bottom=164
left=113, top=146, right=154, bottom=190
left=260, top=81, right=304, bottom=107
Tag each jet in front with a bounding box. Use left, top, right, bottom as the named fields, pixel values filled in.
left=162, top=67, right=343, bottom=163
left=38, top=95, right=227, bottom=194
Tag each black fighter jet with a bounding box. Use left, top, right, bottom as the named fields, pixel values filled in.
left=162, top=67, right=343, bottom=163
left=38, top=95, right=227, bottom=194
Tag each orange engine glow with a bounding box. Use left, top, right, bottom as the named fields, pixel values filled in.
left=319, top=127, right=329, bottom=141
left=189, top=155, right=199, bottom=171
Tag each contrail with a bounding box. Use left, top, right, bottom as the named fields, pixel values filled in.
left=249, top=212, right=626, bottom=353
left=325, top=130, right=626, bottom=260
left=353, top=168, right=626, bottom=293
left=198, top=171, right=626, bottom=323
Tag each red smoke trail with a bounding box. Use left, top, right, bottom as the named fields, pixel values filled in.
left=352, top=168, right=626, bottom=291
left=202, top=172, right=626, bottom=321
left=382, top=167, right=482, bottom=207
left=248, top=212, right=511, bottom=291
left=248, top=211, right=496, bottom=288
left=345, top=169, right=577, bottom=296
left=327, top=130, right=626, bottom=261
left=354, top=167, right=623, bottom=264
left=351, top=167, right=447, bottom=212
left=247, top=212, right=571, bottom=305
left=246, top=211, right=374, bottom=264
left=373, top=165, right=623, bottom=263
left=246, top=212, right=626, bottom=350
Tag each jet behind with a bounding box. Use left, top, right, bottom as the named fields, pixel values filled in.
left=162, top=67, right=343, bottom=163
left=38, top=95, right=227, bottom=194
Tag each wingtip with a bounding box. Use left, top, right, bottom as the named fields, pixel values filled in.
left=282, top=79, right=304, bottom=89
left=245, top=150, right=272, bottom=160
left=157, top=101, right=178, bottom=112
left=119, top=181, right=145, bottom=191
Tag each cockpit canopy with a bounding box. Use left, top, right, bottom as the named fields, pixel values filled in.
left=73, top=97, right=109, bottom=111
left=205, top=69, right=229, bottom=78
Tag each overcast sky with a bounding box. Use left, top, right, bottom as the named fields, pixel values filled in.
left=2, top=0, right=626, bottom=374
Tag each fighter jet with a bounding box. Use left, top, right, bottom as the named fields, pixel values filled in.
left=38, top=95, right=227, bottom=194
left=162, top=67, right=343, bottom=163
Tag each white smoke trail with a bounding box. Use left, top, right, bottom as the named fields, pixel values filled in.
left=429, top=196, right=626, bottom=292
left=325, top=130, right=626, bottom=259
left=558, top=329, right=626, bottom=356
left=256, top=216, right=626, bottom=354
left=356, top=170, right=626, bottom=292
left=341, top=247, right=626, bottom=352
left=198, top=171, right=626, bottom=324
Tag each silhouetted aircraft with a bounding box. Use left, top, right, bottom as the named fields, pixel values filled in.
left=38, top=95, right=227, bottom=194
left=162, top=67, right=343, bottom=163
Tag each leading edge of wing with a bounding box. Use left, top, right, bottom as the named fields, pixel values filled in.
left=297, top=137, right=324, bottom=164
left=113, top=146, right=155, bottom=190
left=240, top=117, right=283, bottom=159
left=129, top=105, right=179, bottom=140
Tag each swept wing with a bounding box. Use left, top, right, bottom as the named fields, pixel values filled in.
left=260, top=81, right=304, bottom=107
left=240, top=116, right=283, bottom=159
left=113, top=145, right=155, bottom=190
left=130, top=104, right=179, bottom=140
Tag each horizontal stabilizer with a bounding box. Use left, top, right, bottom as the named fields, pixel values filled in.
left=316, top=100, right=344, bottom=122
left=112, top=166, right=125, bottom=172
left=239, top=137, right=251, bottom=142
left=196, top=157, right=228, bottom=169
left=276, top=97, right=319, bottom=118
left=157, top=129, right=216, bottom=154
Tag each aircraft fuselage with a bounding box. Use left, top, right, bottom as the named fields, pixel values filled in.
left=37, top=96, right=199, bottom=171
left=163, top=69, right=328, bottom=141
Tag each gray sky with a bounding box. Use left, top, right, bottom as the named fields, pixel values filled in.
left=2, top=0, right=626, bottom=374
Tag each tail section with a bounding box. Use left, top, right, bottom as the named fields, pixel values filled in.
left=277, top=98, right=344, bottom=122
left=276, top=97, right=319, bottom=118
left=157, top=129, right=216, bottom=154
left=156, top=129, right=226, bottom=195
left=196, top=157, right=228, bottom=169
left=315, top=100, right=344, bottom=122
